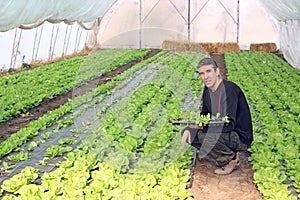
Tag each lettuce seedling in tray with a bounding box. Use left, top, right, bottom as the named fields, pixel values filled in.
left=169, top=113, right=230, bottom=127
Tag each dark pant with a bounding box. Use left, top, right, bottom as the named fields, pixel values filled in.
left=182, top=127, right=247, bottom=167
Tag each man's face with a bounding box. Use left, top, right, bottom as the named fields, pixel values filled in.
left=198, top=64, right=220, bottom=91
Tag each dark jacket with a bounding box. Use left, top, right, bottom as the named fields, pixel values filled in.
left=201, top=80, right=253, bottom=146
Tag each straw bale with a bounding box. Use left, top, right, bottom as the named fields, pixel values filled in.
left=213, top=42, right=240, bottom=53
left=250, top=43, right=277, bottom=52
left=162, top=40, right=240, bottom=53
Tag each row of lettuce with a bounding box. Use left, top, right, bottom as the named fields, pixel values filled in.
left=0, top=48, right=151, bottom=122
left=0, top=49, right=165, bottom=161
left=0, top=50, right=207, bottom=199
left=226, top=51, right=300, bottom=200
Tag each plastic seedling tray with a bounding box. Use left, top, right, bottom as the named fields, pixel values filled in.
left=169, top=119, right=228, bottom=127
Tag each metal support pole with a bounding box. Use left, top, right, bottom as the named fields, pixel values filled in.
left=32, top=27, right=39, bottom=61
left=237, top=0, right=240, bottom=43
left=62, top=26, right=69, bottom=57
left=139, top=0, right=142, bottom=49
left=74, top=26, right=80, bottom=53
left=49, top=24, right=60, bottom=61
left=65, top=26, right=72, bottom=56
left=10, top=29, right=22, bottom=69
left=34, top=24, right=44, bottom=61
left=188, top=0, right=190, bottom=41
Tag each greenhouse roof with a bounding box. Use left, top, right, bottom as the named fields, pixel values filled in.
left=0, top=0, right=118, bottom=31
left=0, top=0, right=299, bottom=69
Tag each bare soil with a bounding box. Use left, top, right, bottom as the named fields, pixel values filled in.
left=189, top=152, right=263, bottom=200
left=0, top=51, right=263, bottom=200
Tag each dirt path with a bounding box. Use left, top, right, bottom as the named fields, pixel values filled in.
left=187, top=54, right=263, bottom=200
left=0, top=49, right=161, bottom=143
left=210, top=53, right=228, bottom=80
left=189, top=152, right=263, bottom=200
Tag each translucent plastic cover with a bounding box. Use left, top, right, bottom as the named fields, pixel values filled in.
left=259, top=0, right=300, bottom=69
left=259, top=0, right=300, bottom=20
left=0, top=0, right=299, bottom=69
left=0, top=0, right=118, bottom=32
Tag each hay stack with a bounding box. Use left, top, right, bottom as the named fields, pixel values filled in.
left=250, top=43, right=277, bottom=52
left=162, top=40, right=240, bottom=53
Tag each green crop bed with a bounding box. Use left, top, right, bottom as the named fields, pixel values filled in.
left=0, top=48, right=150, bottom=122
left=226, top=51, right=300, bottom=200
left=1, top=49, right=299, bottom=200
left=0, top=50, right=208, bottom=199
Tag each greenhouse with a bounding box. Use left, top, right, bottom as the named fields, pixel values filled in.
left=0, top=0, right=299, bottom=200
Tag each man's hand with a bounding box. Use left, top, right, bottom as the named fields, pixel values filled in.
left=181, top=131, right=191, bottom=148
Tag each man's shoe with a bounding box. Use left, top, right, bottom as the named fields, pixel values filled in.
left=198, top=153, right=203, bottom=161
left=214, top=158, right=240, bottom=175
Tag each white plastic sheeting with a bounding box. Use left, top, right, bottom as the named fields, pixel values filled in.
left=0, top=22, right=91, bottom=70
left=0, top=0, right=299, bottom=69
left=258, top=0, right=300, bottom=20
left=0, top=0, right=119, bottom=70
left=278, top=20, right=300, bottom=69
left=0, top=0, right=118, bottom=32
left=258, top=0, right=300, bottom=69
left=98, top=0, right=277, bottom=50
